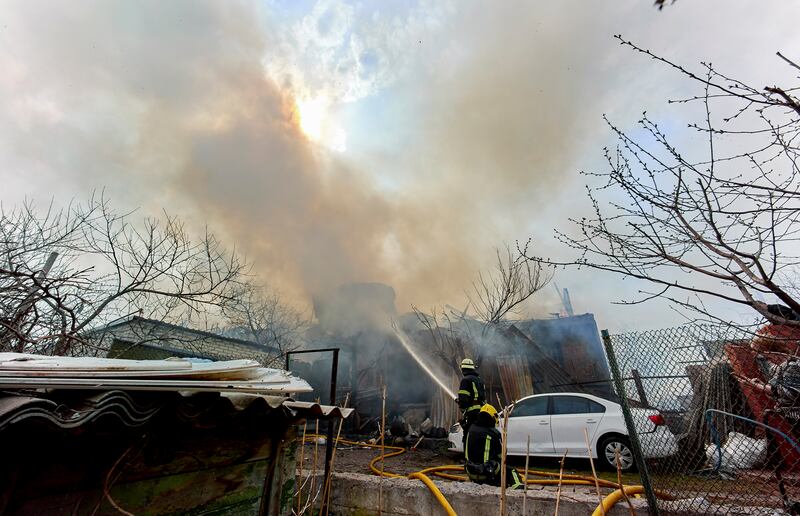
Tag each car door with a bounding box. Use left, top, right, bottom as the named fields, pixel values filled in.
left=549, top=395, right=606, bottom=457
left=503, top=395, right=555, bottom=455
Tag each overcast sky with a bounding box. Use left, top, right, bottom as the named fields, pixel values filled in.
left=1, top=1, right=798, bottom=332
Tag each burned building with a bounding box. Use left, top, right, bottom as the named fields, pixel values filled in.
left=450, top=313, right=614, bottom=408
left=514, top=313, right=615, bottom=399
left=296, top=283, right=448, bottom=435
left=292, top=283, right=615, bottom=437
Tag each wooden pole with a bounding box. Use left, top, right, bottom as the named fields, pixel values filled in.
left=5, top=251, right=58, bottom=352
left=584, top=427, right=606, bottom=516
left=494, top=393, right=505, bottom=482
left=499, top=401, right=514, bottom=516
left=309, top=418, right=320, bottom=513
left=378, top=384, right=386, bottom=516
left=321, top=393, right=350, bottom=516
left=523, top=434, right=531, bottom=516
left=616, top=449, right=636, bottom=516
left=296, top=421, right=307, bottom=515
left=554, top=449, right=568, bottom=516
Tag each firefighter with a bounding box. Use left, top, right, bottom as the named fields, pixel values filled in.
left=464, top=403, right=524, bottom=489
left=457, top=358, right=485, bottom=448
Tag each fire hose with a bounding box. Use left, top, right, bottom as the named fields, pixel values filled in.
left=303, top=434, right=671, bottom=514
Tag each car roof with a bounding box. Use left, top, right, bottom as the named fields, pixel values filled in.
left=513, top=392, right=618, bottom=408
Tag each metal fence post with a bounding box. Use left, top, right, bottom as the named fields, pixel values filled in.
left=631, top=369, right=650, bottom=408
left=602, top=329, right=660, bottom=515
left=285, top=347, right=341, bottom=515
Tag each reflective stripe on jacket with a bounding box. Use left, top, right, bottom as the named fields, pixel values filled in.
left=465, top=421, right=502, bottom=467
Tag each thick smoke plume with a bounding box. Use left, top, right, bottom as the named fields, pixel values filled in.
left=1, top=1, right=793, bottom=320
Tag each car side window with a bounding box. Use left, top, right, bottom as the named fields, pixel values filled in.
left=552, top=395, right=594, bottom=415
left=510, top=396, right=548, bottom=417
left=587, top=400, right=606, bottom=413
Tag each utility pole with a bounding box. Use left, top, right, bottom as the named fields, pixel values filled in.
left=2, top=252, right=58, bottom=352
left=554, top=284, right=575, bottom=317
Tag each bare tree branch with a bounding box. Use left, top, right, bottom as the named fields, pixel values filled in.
left=469, top=242, right=552, bottom=324
left=525, top=40, right=800, bottom=327
left=221, top=281, right=309, bottom=366
left=0, top=195, right=247, bottom=355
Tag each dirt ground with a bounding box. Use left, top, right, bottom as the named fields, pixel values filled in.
left=296, top=439, right=455, bottom=477
left=295, top=436, right=643, bottom=485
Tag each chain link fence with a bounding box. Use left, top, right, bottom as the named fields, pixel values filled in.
left=604, top=324, right=800, bottom=515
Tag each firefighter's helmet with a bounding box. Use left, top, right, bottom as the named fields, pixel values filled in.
left=480, top=403, right=498, bottom=424
left=460, top=358, right=476, bottom=370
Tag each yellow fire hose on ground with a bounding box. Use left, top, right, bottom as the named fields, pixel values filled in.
left=304, top=434, right=666, bottom=515
left=592, top=486, right=644, bottom=516
left=407, top=471, right=458, bottom=516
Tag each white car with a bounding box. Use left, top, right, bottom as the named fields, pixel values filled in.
left=448, top=392, right=678, bottom=472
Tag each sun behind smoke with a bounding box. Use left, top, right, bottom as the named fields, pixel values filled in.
left=295, top=95, right=347, bottom=152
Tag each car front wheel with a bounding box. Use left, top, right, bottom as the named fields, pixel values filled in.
left=599, top=436, right=635, bottom=472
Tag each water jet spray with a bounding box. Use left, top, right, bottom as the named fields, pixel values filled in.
left=391, top=324, right=456, bottom=399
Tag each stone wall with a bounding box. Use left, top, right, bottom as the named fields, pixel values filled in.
left=297, top=471, right=648, bottom=516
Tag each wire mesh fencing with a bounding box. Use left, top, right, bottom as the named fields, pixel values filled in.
left=604, top=323, right=800, bottom=515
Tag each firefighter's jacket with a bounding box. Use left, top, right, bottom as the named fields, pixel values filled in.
left=458, top=370, right=485, bottom=413
left=465, top=413, right=502, bottom=473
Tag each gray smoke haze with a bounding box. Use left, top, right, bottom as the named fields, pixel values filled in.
left=1, top=1, right=797, bottom=325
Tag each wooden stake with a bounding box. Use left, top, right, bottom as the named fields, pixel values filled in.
left=321, top=392, right=350, bottom=516
left=296, top=421, right=307, bottom=515
left=554, top=449, right=568, bottom=516
left=523, top=434, right=531, bottom=516
left=583, top=427, right=606, bottom=516
left=378, top=384, right=386, bottom=516
left=616, top=449, right=636, bottom=516
left=499, top=401, right=514, bottom=516
left=308, top=418, right=320, bottom=513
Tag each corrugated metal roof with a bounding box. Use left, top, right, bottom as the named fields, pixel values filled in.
left=282, top=400, right=354, bottom=418
left=0, top=389, right=352, bottom=433
left=0, top=354, right=346, bottom=433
